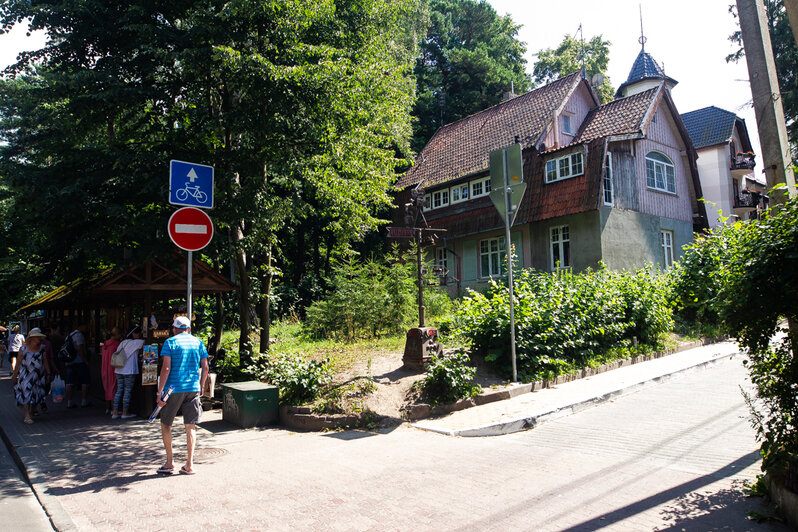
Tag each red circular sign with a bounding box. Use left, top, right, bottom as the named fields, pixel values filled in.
left=168, top=207, right=214, bottom=251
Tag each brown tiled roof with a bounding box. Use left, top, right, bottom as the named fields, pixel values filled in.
left=396, top=71, right=584, bottom=189
left=576, top=87, right=659, bottom=142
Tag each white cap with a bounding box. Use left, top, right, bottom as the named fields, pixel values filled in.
left=172, top=316, right=191, bottom=329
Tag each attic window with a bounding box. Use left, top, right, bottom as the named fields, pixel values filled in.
left=562, top=114, right=574, bottom=135
left=645, top=151, right=676, bottom=194
left=545, top=151, right=584, bottom=183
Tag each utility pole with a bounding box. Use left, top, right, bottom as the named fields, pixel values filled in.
left=736, top=0, right=797, bottom=203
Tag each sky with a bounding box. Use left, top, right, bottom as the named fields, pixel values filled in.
left=0, top=1, right=761, bottom=157
left=488, top=0, right=762, bottom=159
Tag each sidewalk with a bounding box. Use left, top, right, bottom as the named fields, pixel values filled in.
left=413, top=340, right=743, bottom=436
left=0, top=340, right=761, bottom=531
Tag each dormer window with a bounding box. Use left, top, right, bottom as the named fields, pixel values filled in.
left=545, top=151, right=584, bottom=183
left=562, top=113, right=574, bottom=135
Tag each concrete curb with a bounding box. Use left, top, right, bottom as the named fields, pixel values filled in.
left=0, top=421, right=78, bottom=532
left=413, top=349, right=742, bottom=437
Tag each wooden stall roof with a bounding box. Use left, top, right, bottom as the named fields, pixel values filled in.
left=20, top=260, right=236, bottom=311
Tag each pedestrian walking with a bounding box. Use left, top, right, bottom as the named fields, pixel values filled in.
left=112, top=326, right=144, bottom=420
left=8, top=325, right=24, bottom=375
left=12, top=328, right=50, bottom=424
left=65, top=323, right=91, bottom=408
left=155, top=316, right=208, bottom=475
left=101, top=327, right=122, bottom=414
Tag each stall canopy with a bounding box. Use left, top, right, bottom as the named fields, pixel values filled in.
left=20, top=259, right=236, bottom=311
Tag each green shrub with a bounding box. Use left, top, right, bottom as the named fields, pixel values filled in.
left=264, top=352, right=333, bottom=405
left=421, top=352, right=482, bottom=405
left=302, top=246, right=452, bottom=341
left=453, top=267, right=673, bottom=381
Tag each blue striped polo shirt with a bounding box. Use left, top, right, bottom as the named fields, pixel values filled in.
left=160, top=332, right=209, bottom=393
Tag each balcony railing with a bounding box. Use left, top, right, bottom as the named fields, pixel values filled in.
left=733, top=190, right=768, bottom=209
left=731, top=154, right=756, bottom=171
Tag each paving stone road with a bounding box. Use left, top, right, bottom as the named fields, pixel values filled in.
left=0, top=355, right=789, bottom=531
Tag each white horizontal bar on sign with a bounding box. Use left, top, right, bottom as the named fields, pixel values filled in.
left=175, top=224, right=208, bottom=234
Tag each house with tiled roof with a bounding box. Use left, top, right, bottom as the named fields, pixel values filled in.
left=680, top=106, right=766, bottom=226
left=395, top=50, right=707, bottom=294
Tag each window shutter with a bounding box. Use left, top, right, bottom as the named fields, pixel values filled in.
left=462, top=240, right=477, bottom=280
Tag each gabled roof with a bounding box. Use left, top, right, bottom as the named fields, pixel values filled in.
left=576, top=87, right=659, bottom=142
left=615, top=48, right=678, bottom=97
left=680, top=105, right=750, bottom=150
left=396, top=71, right=588, bottom=189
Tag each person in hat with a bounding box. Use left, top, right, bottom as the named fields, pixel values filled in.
left=12, top=328, right=50, bottom=424
left=155, top=316, right=208, bottom=475
left=111, top=326, right=145, bottom=420
left=100, top=327, right=122, bottom=414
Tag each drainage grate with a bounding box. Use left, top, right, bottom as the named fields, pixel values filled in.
left=192, top=447, right=229, bottom=462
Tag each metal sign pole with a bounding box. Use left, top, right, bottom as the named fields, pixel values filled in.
left=187, top=250, right=193, bottom=326
left=503, top=150, right=518, bottom=382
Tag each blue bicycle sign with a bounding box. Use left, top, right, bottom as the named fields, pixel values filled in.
left=169, top=160, right=214, bottom=209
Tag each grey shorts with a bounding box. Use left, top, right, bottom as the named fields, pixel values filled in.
left=159, top=391, right=201, bottom=426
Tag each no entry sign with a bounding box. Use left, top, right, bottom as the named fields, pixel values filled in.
left=168, top=207, right=214, bottom=251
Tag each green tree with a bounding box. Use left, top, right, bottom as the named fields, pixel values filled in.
left=412, top=0, right=531, bottom=151
left=727, top=0, right=798, bottom=149
left=0, top=0, right=423, bottom=357
left=533, top=34, right=614, bottom=103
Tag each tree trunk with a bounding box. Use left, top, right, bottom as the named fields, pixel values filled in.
left=231, top=220, right=253, bottom=363
left=209, top=291, right=224, bottom=356
left=258, top=246, right=273, bottom=354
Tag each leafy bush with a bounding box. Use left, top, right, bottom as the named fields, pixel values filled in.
left=264, top=352, right=332, bottom=405
left=744, top=339, right=798, bottom=472
left=420, top=353, right=482, bottom=405
left=453, top=267, right=673, bottom=381
left=303, top=246, right=452, bottom=341
left=670, top=221, right=738, bottom=332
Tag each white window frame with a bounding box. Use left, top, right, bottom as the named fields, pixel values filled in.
left=562, top=113, right=574, bottom=135
left=550, top=225, right=571, bottom=270
left=450, top=183, right=469, bottom=204
left=435, top=247, right=448, bottom=273
left=430, top=189, right=449, bottom=209
left=545, top=152, right=584, bottom=183
left=603, top=152, right=614, bottom=206
left=471, top=177, right=491, bottom=198
left=646, top=151, right=676, bottom=194
left=480, top=236, right=506, bottom=278
left=660, top=230, right=674, bottom=269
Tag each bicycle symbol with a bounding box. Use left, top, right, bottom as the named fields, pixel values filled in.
left=175, top=182, right=208, bottom=204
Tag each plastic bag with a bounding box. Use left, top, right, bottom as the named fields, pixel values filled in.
left=51, top=375, right=65, bottom=403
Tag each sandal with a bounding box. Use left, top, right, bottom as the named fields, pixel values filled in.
left=179, top=466, right=196, bottom=475
left=23, top=417, right=33, bottom=424
left=157, top=466, right=175, bottom=475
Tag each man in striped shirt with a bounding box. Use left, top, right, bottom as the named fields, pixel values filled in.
left=156, top=316, right=209, bottom=475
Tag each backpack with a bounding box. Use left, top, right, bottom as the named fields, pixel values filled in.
left=57, top=332, right=78, bottom=364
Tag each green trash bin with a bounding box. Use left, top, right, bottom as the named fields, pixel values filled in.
left=221, top=381, right=279, bottom=428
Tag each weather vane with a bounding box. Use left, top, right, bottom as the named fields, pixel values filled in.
left=638, top=4, right=647, bottom=49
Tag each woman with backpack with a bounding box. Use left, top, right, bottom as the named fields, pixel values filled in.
left=111, top=326, right=144, bottom=419
left=12, top=328, right=49, bottom=424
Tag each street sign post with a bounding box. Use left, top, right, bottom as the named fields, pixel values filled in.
left=170, top=160, right=214, bottom=209
left=488, top=143, right=526, bottom=382
left=168, top=207, right=214, bottom=326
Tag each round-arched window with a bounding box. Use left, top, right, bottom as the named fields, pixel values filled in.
left=645, top=151, right=675, bottom=193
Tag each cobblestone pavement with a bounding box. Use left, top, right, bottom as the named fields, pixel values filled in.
left=0, top=356, right=788, bottom=531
